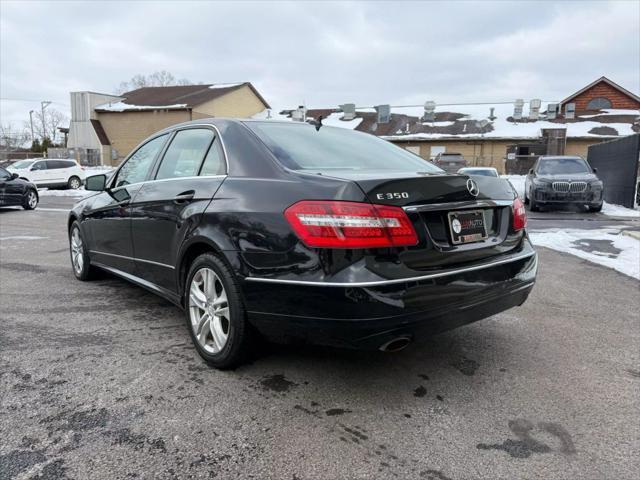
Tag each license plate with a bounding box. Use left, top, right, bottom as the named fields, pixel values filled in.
left=447, top=210, right=487, bottom=244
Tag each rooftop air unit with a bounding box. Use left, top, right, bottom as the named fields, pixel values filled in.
left=375, top=104, right=391, bottom=124
left=547, top=103, right=558, bottom=120
left=421, top=101, right=436, bottom=122
left=513, top=99, right=525, bottom=120
left=291, top=105, right=307, bottom=122
left=340, top=103, right=356, bottom=121
left=565, top=102, right=576, bottom=119
left=529, top=99, right=541, bottom=120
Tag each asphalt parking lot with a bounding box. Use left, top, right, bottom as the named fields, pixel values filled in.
left=1, top=202, right=639, bottom=480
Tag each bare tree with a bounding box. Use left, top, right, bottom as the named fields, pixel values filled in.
left=23, top=108, right=68, bottom=143
left=115, top=71, right=197, bottom=94
left=0, top=123, right=30, bottom=150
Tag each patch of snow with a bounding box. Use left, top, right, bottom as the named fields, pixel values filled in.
left=38, top=188, right=93, bottom=197
left=502, top=175, right=526, bottom=198
left=529, top=228, right=639, bottom=280
left=602, top=202, right=640, bottom=218
left=0, top=236, right=48, bottom=241
left=85, top=166, right=115, bottom=176
left=96, top=102, right=188, bottom=112
left=317, top=112, right=363, bottom=130
left=208, top=82, right=245, bottom=89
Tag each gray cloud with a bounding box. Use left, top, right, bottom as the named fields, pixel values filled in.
left=1, top=0, right=638, bottom=127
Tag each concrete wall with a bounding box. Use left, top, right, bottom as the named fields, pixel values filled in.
left=97, top=110, right=191, bottom=165
left=191, top=85, right=267, bottom=119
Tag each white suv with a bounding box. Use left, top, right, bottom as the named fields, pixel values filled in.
left=7, top=159, right=86, bottom=189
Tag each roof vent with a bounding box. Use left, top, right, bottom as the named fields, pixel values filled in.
left=422, top=101, right=436, bottom=122
left=375, top=104, right=391, bottom=124
left=340, top=103, right=356, bottom=121
left=291, top=105, right=307, bottom=122
left=488, top=107, right=496, bottom=121
left=529, top=99, right=541, bottom=120
left=513, top=99, right=524, bottom=120
left=547, top=103, right=558, bottom=120
left=565, top=102, right=576, bottom=119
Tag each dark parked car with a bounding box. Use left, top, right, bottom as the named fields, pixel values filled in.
left=68, top=119, right=537, bottom=368
left=433, top=152, right=467, bottom=173
left=524, top=156, right=603, bottom=212
left=0, top=167, right=38, bottom=209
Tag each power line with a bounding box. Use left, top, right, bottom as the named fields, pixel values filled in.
left=0, top=97, right=70, bottom=107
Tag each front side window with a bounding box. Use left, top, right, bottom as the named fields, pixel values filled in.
left=0, top=167, right=10, bottom=179
left=31, top=161, right=47, bottom=171
left=114, top=134, right=168, bottom=187
left=537, top=157, right=590, bottom=175
left=10, top=160, right=34, bottom=170
left=586, top=97, right=612, bottom=110
left=155, top=129, right=214, bottom=180
left=246, top=122, right=442, bottom=174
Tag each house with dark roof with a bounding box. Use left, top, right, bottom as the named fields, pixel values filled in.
left=261, top=76, right=639, bottom=173
left=68, top=82, right=269, bottom=165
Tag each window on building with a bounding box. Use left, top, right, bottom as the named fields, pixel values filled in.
left=586, top=97, right=612, bottom=110
left=430, top=146, right=445, bottom=159
left=404, top=146, right=421, bottom=156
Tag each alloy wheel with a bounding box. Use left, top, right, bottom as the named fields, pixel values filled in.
left=188, top=267, right=231, bottom=354
left=70, top=228, right=84, bottom=274
left=27, top=191, right=37, bottom=208
left=70, top=177, right=81, bottom=189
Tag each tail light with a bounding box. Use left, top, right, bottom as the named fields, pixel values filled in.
left=284, top=200, right=418, bottom=249
left=512, top=197, right=527, bottom=231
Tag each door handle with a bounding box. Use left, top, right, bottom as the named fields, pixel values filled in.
left=174, top=191, right=195, bottom=204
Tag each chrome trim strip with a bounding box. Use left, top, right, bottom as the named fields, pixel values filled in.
left=110, top=175, right=228, bottom=193
left=244, top=250, right=537, bottom=287
left=403, top=199, right=513, bottom=213
left=89, top=250, right=175, bottom=269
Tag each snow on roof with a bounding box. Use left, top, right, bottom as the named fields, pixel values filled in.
left=208, top=82, right=245, bottom=90
left=251, top=109, right=364, bottom=130
left=95, top=101, right=188, bottom=112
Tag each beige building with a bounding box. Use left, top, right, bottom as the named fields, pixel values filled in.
left=67, top=83, right=269, bottom=165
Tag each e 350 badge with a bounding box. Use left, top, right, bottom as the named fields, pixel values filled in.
left=376, top=192, right=409, bottom=200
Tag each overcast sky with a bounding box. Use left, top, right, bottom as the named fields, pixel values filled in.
left=1, top=0, right=639, bottom=127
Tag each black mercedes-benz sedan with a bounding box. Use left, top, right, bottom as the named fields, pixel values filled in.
left=68, top=119, right=537, bottom=368
left=0, top=166, right=38, bottom=210
left=524, top=155, right=604, bottom=212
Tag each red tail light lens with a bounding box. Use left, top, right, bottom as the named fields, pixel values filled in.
left=512, top=197, right=527, bottom=231
left=284, top=200, right=418, bottom=249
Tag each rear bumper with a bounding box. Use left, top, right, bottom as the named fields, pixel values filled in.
left=242, top=242, right=537, bottom=349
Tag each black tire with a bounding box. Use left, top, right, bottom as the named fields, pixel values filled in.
left=68, top=176, right=81, bottom=190
left=69, top=221, right=96, bottom=281
left=523, top=190, right=529, bottom=205
left=22, top=189, right=38, bottom=210
left=184, top=253, right=253, bottom=369
left=588, top=203, right=603, bottom=213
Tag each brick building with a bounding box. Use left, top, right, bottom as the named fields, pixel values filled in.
left=560, top=76, right=640, bottom=111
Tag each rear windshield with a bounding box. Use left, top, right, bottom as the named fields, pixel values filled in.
left=245, top=122, right=442, bottom=174
left=537, top=158, right=590, bottom=175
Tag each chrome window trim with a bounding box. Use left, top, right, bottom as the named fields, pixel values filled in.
left=108, top=124, right=230, bottom=191
left=89, top=250, right=175, bottom=269
left=403, top=199, right=513, bottom=213
left=244, top=250, right=536, bottom=287
left=109, top=174, right=228, bottom=193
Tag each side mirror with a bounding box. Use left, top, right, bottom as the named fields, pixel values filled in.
left=593, top=167, right=598, bottom=174
left=529, top=169, right=534, bottom=175
left=85, top=174, right=107, bottom=192
left=10, top=173, right=19, bottom=180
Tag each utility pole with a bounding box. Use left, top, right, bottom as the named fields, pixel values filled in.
left=29, top=110, right=35, bottom=142
left=40, top=101, right=51, bottom=140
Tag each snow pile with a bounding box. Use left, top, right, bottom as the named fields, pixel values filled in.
left=96, top=102, right=188, bottom=112
left=530, top=228, right=639, bottom=279
left=601, top=202, right=640, bottom=218
left=85, top=166, right=115, bottom=176
left=38, top=188, right=93, bottom=197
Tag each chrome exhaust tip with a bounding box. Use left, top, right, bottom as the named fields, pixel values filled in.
left=379, top=336, right=412, bottom=352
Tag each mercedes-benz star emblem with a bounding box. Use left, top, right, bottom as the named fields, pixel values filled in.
left=466, top=178, right=479, bottom=197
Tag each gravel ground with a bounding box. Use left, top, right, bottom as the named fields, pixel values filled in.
left=1, top=207, right=639, bottom=480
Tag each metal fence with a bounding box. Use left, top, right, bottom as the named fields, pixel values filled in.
left=47, top=148, right=101, bottom=166
left=587, top=134, right=640, bottom=208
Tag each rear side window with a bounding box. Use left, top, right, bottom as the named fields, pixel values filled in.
left=156, top=129, right=214, bottom=180
left=114, top=134, right=168, bottom=187
left=199, top=138, right=226, bottom=176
